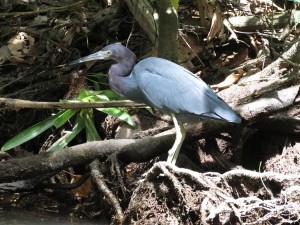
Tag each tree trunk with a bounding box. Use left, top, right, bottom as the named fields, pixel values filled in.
left=158, top=0, right=179, bottom=62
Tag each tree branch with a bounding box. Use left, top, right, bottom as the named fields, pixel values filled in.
left=0, top=98, right=146, bottom=109
left=0, top=121, right=241, bottom=183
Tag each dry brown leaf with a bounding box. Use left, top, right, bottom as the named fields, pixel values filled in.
left=9, top=55, right=34, bottom=64
left=196, top=0, right=214, bottom=29
left=207, top=11, right=223, bottom=42
left=71, top=175, right=93, bottom=198
left=211, top=69, right=244, bottom=90
left=62, top=27, right=77, bottom=47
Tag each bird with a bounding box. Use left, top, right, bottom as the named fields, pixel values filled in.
left=70, top=43, right=241, bottom=165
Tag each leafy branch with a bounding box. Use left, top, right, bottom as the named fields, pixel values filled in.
left=1, top=89, right=138, bottom=152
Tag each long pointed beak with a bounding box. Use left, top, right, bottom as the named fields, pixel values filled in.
left=69, top=50, right=112, bottom=65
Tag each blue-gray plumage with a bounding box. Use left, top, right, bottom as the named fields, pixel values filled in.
left=70, top=43, right=241, bottom=165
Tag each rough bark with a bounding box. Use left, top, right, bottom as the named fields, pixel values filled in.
left=123, top=0, right=158, bottom=44
left=0, top=121, right=241, bottom=183
left=219, top=40, right=300, bottom=121
left=158, top=0, right=179, bottom=62
left=228, top=12, right=291, bottom=32
left=0, top=139, right=134, bottom=182
left=0, top=98, right=145, bottom=110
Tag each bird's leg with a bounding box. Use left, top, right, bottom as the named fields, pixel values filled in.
left=167, top=113, right=186, bottom=165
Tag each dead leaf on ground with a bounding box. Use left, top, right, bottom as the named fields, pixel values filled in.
left=71, top=175, right=93, bottom=198
left=195, top=0, right=214, bottom=29
left=207, top=11, right=223, bottom=42
left=211, top=68, right=244, bottom=90
left=9, top=55, right=35, bottom=64
left=223, top=48, right=249, bottom=68
left=62, top=27, right=77, bottom=47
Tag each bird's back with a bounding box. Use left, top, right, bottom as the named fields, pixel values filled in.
left=129, top=57, right=241, bottom=124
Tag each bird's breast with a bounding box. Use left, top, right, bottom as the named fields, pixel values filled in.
left=109, top=73, right=146, bottom=103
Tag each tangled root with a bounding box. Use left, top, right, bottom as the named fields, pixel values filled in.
left=124, top=162, right=300, bottom=224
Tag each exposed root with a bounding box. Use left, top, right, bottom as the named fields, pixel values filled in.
left=125, top=162, right=300, bottom=224
left=89, top=159, right=124, bottom=224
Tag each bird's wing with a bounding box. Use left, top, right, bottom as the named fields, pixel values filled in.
left=133, top=57, right=240, bottom=123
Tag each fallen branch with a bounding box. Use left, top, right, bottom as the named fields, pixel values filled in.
left=1, top=114, right=297, bottom=184
left=0, top=98, right=145, bottom=109
left=0, top=135, right=173, bottom=183
left=219, top=40, right=300, bottom=121
left=228, top=12, right=291, bottom=32
left=239, top=85, right=300, bottom=120
left=0, top=139, right=134, bottom=183
left=0, top=121, right=240, bottom=183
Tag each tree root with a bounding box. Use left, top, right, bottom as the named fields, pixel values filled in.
left=90, top=159, right=124, bottom=224
left=125, top=162, right=300, bottom=224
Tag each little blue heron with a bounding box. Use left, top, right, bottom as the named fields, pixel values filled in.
left=70, top=43, right=241, bottom=165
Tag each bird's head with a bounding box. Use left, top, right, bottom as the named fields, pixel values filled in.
left=70, top=43, right=136, bottom=65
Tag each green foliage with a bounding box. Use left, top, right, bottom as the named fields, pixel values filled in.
left=1, top=110, right=70, bottom=152
left=170, top=0, right=179, bottom=10
left=86, top=72, right=109, bottom=90
left=1, top=89, right=135, bottom=152
left=47, top=115, right=85, bottom=152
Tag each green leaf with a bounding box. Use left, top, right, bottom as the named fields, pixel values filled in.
left=47, top=116, right=85, bottom=152
left=84, top=89, right=124, bottom=102
left=78, top=89, right=135, bottom=126
left=2, top=87, right=136, bottom=152
left=77, top=88, right=125, bottom=102
left=97, top=107, right=136, bottom=127
left=78, top=89, right=91, bottom=100
left=170, top=0, right=179, bottom=10
left=87, top=72, right=107, bottom=78
left=1, top=111, right=65, bottom=151
left=80, top=109, right=101, bottom=141
left=145, top=106, right=154, bottom=115
left=89, top=93, right=110, bottom=101
left=86, top=72, right=109, bottom=90
left=100, top=90, right=124, bottom=100
left=53, top=109, right=77, bottom=128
